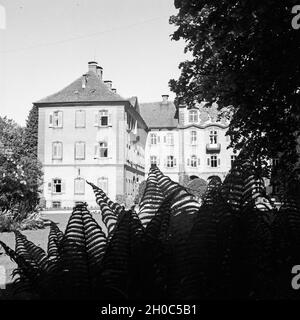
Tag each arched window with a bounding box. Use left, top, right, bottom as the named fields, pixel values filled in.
left=189, top=110, right=198, bottom=123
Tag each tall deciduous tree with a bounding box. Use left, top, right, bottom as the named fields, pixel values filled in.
left=169, top=0, right=300, bottom=181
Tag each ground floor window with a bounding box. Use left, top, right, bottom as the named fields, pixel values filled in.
left=74, top=177, right=85, bottom=195
left=167, top=155, right=176, bottom=168
left=97, top=177, right=108, bottom=193
left=53, top=178, right=62, bottom=193
left=52, top=201, right=61, bottom=209
left=150, top=155, right=157, bottom=165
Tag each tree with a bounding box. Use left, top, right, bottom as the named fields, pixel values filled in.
left=0, top=115, right=42, bottom=212
left=23, top=105, right=39, bottom=157
left=169, top=0, right=300, bottom=181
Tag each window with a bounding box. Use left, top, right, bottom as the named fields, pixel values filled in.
left=53, top=179, right=62, bottom=193
left=209, top=155, right=218, bottom=168
left=209, top=130, right=218, bottom=144
left=166, top=133, right=174, bottom=145
left=97, top=177, right=108, bottom=193
left=94, top=110, right=111, bottom=127
left=191, top=131, right=197, bottom=145
left=75, top=110, right=86, bottom=128
left=75, top=142, right=85, bottom=160
left=231, top=155, right=237, bottom=167
left=49, top=111, right=63, bottom=128
left=74, top=178, right=85, bottom=195
left=191, top=155, right=197, bottom=167
left=150, top=133, right=157, bottom=145
left=166, top=155, right=176, bottom=168
left=52, top=201, right=61, bottom=209
left=100, top=110, right=108, bottom=126
left=52, top=142, right=63, bottom=160
left=150, top=155, right=158, bottom=165
left=99, top=142, right=108, bottom=158
left=189, top=110, right=198, bottom=123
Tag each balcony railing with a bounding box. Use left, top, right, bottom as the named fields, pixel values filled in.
left=206, top=143, right=221, bottom=152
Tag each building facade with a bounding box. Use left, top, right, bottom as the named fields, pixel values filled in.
left=140, top=96, right=237, bottom=184
left=36, top=62, right=148, bottom=209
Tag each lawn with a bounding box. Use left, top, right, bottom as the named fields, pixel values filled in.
left=0, top=211, right=106, bottom=299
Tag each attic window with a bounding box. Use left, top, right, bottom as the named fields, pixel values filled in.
left=90, top=89, right=96, bottom=94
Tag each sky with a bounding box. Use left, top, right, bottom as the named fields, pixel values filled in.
left=0, top=0, right=188, bottom=126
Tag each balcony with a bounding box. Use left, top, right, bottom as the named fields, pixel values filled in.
left=206, top=143, right=221, bottom=152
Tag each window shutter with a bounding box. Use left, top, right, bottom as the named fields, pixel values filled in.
left=218, top=158, right=221, bottom=166
left=94, top=143, right=99, bottom=158
left=59, top=142, right=62, bottom=159
left=94, top=111, right=99, bottom=127
left=207, top=158, right=210, bottom=166
left=164, top=158, right=167, bottom=167
left=58, top=111, right=63, bottom=127
left=163, top=136, right=166, bottom=143
left=174, top=158, right=177, bottom=166
left=157, top=136, right=160, bottom=143
left=48, top=182, right=52, bottom=193
left=187, top=158, right=190, bottom=166
left=198, top=158, right=201, bottom=165
left=49, top=113, right=53, bottom=127
left=157, top=158, right=160, bottom=165
left=108, top=113, right=112, bottom=126
left=61, top=181, right=66, bottom=193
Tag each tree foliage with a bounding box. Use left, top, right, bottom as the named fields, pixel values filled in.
left=169, top=0, right=300, bottom=179
left=0, top=113, right=42, bottom=214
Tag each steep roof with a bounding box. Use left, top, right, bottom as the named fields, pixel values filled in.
left=35, top=71, right=125, bottom=104
left=139, top=101, right=178, bottom=129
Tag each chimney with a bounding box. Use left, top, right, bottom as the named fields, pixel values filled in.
left=111, top=88, right=117, bottom=93
left=88, top=61, right=98, bottom=73
left=82, top=74, right=87, bottom=89
left=96, top=65, right=103, bottom=80
left=162, top=94, right=169, bottom=104
left=104, top=80, right=113, bottom=89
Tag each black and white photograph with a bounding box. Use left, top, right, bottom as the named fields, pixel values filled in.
left=0, top=0, right=300, bottom=312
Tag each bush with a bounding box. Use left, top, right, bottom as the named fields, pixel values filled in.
left=0, top=209, right=45, bottom=232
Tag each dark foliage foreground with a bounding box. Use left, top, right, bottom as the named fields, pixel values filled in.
left=0, top=160, right=300, bottom=300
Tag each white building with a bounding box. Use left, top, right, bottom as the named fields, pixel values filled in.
left=140, top=95, right=237, bottom=184
left=36, top=61, right=148, bottom=209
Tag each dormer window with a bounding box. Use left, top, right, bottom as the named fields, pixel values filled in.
left=189, top=110, right=198, bottom=123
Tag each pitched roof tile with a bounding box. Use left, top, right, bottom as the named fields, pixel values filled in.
left=35, top=71, right=125, bottom=103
